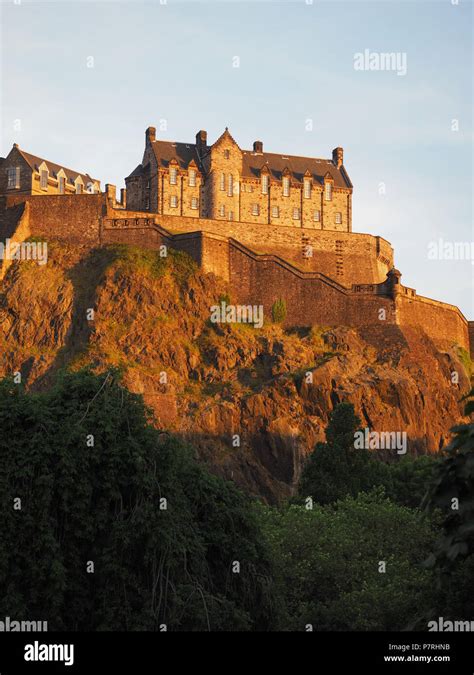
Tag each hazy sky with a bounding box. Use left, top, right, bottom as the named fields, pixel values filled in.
left=1, top=0, right=472, bottom=317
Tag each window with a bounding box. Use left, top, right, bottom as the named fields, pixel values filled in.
left=293, top=208, right=300, bottom=220
left=145, top=197, right=150, bottom=210
left=76, top=182, right=83, bottom=194
left=262, top=174, right=269, bottom=195
left=59, top=176, right=65, bottom=194
left=170, top=167, right=177, bottom=185
left=325, top=181, right=333, bottom=201
left=40, top=170, right=48, bottom=190
left=191, top=197, right=198, bottom=210
left=229, top=211, right=234, bottom=221
left=313, top=209, right=321, bottom=222
left=283, top=176, right=290, bottom=197
left=304, top=179, right=311, bottom=199
left=219, top=205, right=225, bottom=217
left=227, top=174, right=233, bottom=197
left=272, top=206, right=279, bottom=218
left=335, top=212, right=342, bottom=224
left=189, top=169, right=196, bottom=187
left=7, top=167, right=20, bottom=189
left=220, top=173, right=225, bottom=191
left=170, top=195, right=178, bottom=208
left=224, top=150, right=230, bottom=159
left=252, top=204, right=260, bottom=216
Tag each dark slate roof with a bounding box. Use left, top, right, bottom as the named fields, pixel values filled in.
left=16, top=148, right=99, bottom=186
left=145, top=138, right=351, bottom=188
left=242, top=150, right=352, bottom=188
left=151, top=141, right=200, bottom=170
left=126, top=164, right=144, bottom=179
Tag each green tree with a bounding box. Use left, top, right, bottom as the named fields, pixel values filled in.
left=424, top=388, right=474, bottom=568
left=298, top=403, right=391, bottom=505
left=260, top=490, right=435, bottom=631
left=0, top=370, right=278, bottom=631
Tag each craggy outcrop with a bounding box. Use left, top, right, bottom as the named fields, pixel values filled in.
left=0, top=242, right=470, bottom=503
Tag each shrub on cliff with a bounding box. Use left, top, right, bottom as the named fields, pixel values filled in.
left=271, top=298, right=287, bottom=324
left=0, top=369, right=278, bottom=631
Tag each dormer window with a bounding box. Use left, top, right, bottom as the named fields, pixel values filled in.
left=304, top=179, right=311, bottom=199
left=170, top=167, right=177, bottom=185
left=325, top=181, right=333, bottom=201
left=58, top=176, right=65, bottom=194
left=283, top=176, right=290, bottom=197
left=40, top=169, right=48, bottom=190
left=261, top=174, right=269, bottom=195
left=76, top=182, right=83, bottom=194
left=189, top=169, right=196, bottom=187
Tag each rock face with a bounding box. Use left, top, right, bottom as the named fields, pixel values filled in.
left=0, top=243, right=470, bottom=502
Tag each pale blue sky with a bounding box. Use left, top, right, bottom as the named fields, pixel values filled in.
left=1, top=0, right=472, bottom=316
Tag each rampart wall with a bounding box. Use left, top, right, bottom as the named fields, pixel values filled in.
left=0, top=194, right=471, bottom=355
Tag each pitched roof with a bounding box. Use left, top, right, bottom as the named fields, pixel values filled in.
left=151, top=141, right=201, bottom=170
left=126, top=164, right=144, bottom=179
left=145, top=137, right=352, bottom=188
left=15, top=147, right=99, bottom=186
left=242, top=150, right=352, bottom=188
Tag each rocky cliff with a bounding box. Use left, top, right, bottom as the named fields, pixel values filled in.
left=0, top=241, right=470, bottom=502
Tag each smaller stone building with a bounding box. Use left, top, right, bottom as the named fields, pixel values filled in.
left=0, top=144, right=100, bottom=197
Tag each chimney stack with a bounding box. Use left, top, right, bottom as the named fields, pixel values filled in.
left=253, top=140, right=263, bottom=153
left=332, top=147, right=344, bottom=169
left=196, top=130, right=207, bottom=156
left=146, top=126, right=156, bottom=146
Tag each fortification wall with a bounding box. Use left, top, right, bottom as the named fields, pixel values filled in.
left=469, top=322, right=474, bottom=359
left=154, top=212, right=393, bottom=286
left=397, top=293, right=469, bottom=352
left=229, top=240, right=396, bottom=328
left=5, top=194, right=104, bottom=245
left=0, top=197, right=470, bottom=354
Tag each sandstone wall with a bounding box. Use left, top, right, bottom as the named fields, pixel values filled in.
left=155, top=212, right=393, bottom=285
left=397, top=292, right=469, bottom=352
left=5, top=194, right=104, bottom=245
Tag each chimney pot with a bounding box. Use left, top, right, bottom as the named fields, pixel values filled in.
left=196, top=130, right=207, bottom=148
left=332, top=147, right=344, bottom=169
left=253, top=140, right=263, bottom=153
left=146, top=126, right=156, bottom=145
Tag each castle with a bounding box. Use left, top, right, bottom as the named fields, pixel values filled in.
left=0, top=127, right=472, bottom=357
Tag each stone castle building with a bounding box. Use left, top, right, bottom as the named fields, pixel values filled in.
left=125, top=127, right=352, bottom=231
left=0, top=144, right=100, bottom=197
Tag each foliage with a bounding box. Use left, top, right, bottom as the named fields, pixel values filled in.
left=424, top=388, right=474, bottom=568
left=298, top=403, right=391, bottom=505
left=259, top=490, right=435, bottom=631
left=271, top=298, right=287, bottom=324
left=298, top=403, right=440, bottom=509
left=0, top=370, right=276, bottom=631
